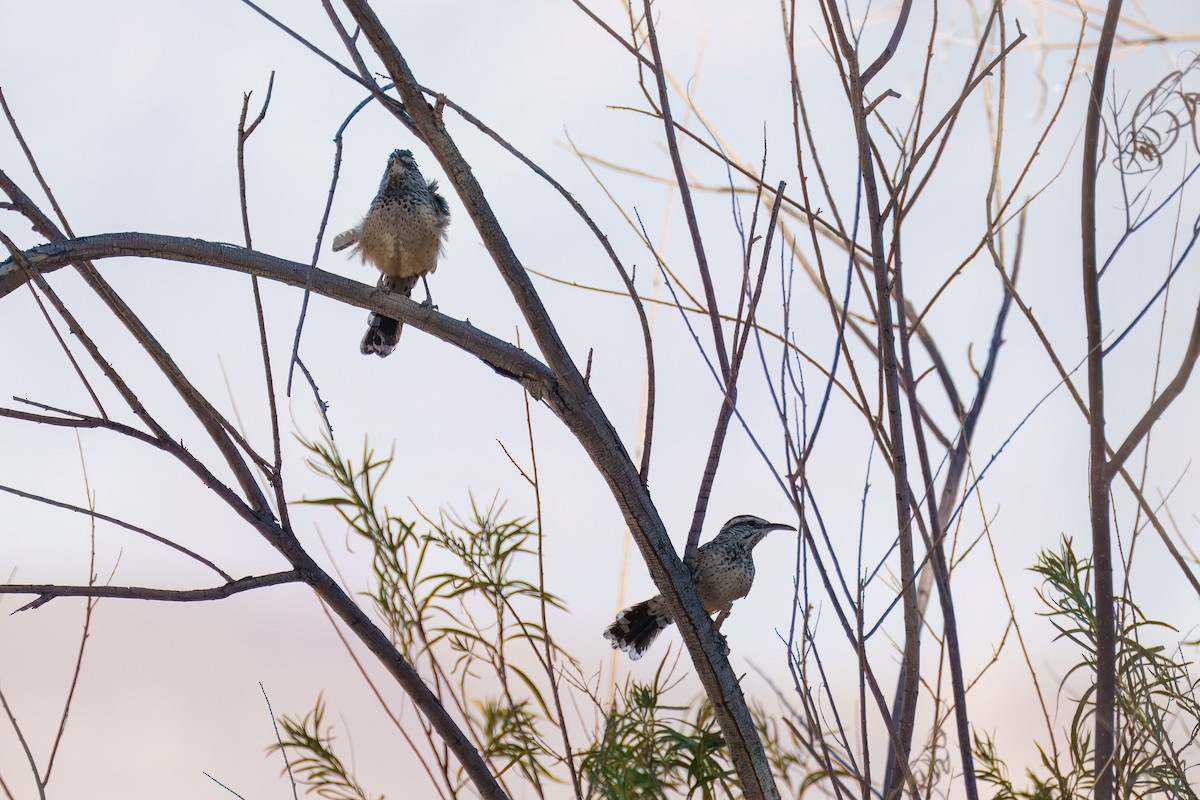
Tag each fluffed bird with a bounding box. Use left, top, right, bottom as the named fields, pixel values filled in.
left=333, top=148, right=450, bottom=357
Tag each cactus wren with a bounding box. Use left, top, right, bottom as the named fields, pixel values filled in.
left=604, top=515, right=796, bottom=660
left=333, top=149, right=450, bottom=357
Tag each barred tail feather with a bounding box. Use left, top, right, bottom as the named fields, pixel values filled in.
left=360, top=274, right=419, bottom=358
left=603, top=596, right=672, bottom=661
left=360, top=313, right=402, bottom=357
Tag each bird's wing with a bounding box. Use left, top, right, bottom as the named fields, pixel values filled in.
left=426, top=180, right=451, bottom=220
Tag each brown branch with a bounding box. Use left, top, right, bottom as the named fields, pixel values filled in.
left=428, top=90, right=657, bottom=483
left=237, top=0, right=418, bottom=135
left=641, top=0, right=730, bottom=384
left=818, top=1, right=923, bottom=797
left=0, top=228, right=173, bottom=450
left=0, top=173, right=277, bottom=505
left=238, top=0, right=368, bottom=88
left=861, top=0, right=915, bottom=85
left=2, top=230, right=540, bottom=800
left=904, top=303, right=965, bottom=420
left=72, top=260, right=278, bottom=516
left=981, top=219, right=1200, bottom=600
left=321, top=0, right=373, bottom=80
left=1, top=91, right=514, bottom=800
left=1108, top=293, right=1200, bottom=473
left=0, top=685, right=43, bottom=798
left=684, top=182, right=786, bottom=566
left=0, top=87, right=75, bottom=237
left=1081, top=3, right=1124, bottom=798
left=14, top=265, right=107, bottom=418
left=894, top=247, right=979, bottom=800
left=237, top=71, right=294, bottom=533
left=0, top=401, right=264, bottom=539
left=570, top=0, right=654, bottom=68
left=881, top=21, right=1028, bottom=221
left=5, top=571, right=302, bottom=612
left=337, top=1, right=781, bottom=797
left=42, top=456, right=101, bottom=789
left=0, top=88, right=107, bottom=416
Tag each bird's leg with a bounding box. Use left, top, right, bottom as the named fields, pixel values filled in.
left=420, top=276, right=436, bottom=308
left=713, top=604, right=733, bottom=629
left=712, top=605, right=733, bottom=656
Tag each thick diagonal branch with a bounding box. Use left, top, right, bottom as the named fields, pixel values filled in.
left=337, top=2, right=779, bottom=797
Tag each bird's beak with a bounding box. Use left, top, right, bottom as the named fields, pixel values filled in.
left=751, top=522, right=796, bottom=548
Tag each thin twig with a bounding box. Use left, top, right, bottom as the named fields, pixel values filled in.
left=0, top=197, right=173, bottom=447
left=818, top=0, right=924, bottom=795
left=0, top=483, right=232, bottom=581
left=237, top=71, right=293, bottom=535
left=0, top=684, right=44, bottom=800
left=321, top=0, right=372, bottom=80
left=881, top=21, right=1029, bottom=220
left=860, top=0, right=915, bottom=85
left=338, top=1, right=780, bottom=795
left=0, top=93, right=110, bottom=414
left=569, top=0, right=654, bottom=68
left=684, top=182, right=786, bottom=565
left=431, top=91, right=657, bottom=482
left=44, top=442, right=101, bottom=785
left=260, top=683, right=301, bottom=800
left=641, top=0, right=730, bottom=384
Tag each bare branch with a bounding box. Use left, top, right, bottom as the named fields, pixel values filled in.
left=0, top=233, right=562, bottom=408
left=570, top=0, right=654, bottom=68
left=1108, top=293, right=1200, bottom=473
left=817, top=1, right=924, bottom=795
left=881, top=21, right=1028, bottom=220
left=641, top=0, right=730, bottom=384
left=4, top=571, right=302, bottom=612
left=431, top=91, right=657, bottom=482
left=0, top=684, right=44, bottom=799
left=1081, top=4, right=1126, bottom=797
left=684, top=182, right=786, bottom=565
left=337, top=2, right=782, bottom=796
left=860, top=0, right=915, bottom=85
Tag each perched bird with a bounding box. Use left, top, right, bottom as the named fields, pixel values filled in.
left=333, top=148, right=450, bottom=357
left=604, top=515, right=796, bottom=660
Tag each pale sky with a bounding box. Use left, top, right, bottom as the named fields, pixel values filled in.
left=2, top=1, right=1200, bottom=798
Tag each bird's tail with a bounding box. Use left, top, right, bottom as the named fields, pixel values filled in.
left=360, top=313, right=402, bottom=357
left=332, top=228, right=359, bottom=252
left=603, top=596, right=672, bottom=661
left=360, top=274, right=418, bottom=358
